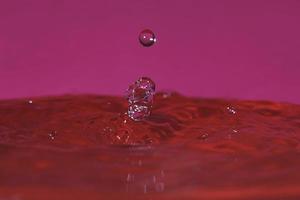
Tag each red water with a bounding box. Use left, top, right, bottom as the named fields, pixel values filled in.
left=1, top=93, right=300, bottom=200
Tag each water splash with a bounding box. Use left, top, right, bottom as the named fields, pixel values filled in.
left=126, top=77, right=156, bottom=121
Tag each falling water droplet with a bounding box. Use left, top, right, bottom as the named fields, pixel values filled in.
left=139, top=29, right=156, bottom=47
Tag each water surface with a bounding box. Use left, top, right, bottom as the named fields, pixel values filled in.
left=0, top=93, right=300, bottom=199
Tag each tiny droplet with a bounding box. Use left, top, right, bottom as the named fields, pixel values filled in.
left=226, top=106, right=237, bottom=114
left=139, top=29, right=156, bottom=47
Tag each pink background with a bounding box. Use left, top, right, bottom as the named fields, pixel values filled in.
left=0, top=0, right=299, bottom=103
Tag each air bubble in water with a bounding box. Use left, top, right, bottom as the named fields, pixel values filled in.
left=139, top=29, right=156, bottom=47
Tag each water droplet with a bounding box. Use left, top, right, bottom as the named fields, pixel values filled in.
left=28, top=100, right=33, bottom=104
left=226, top=106, right=237, bottom=114
left=139, top=29, right=156, bottom=47
left=126, top=77, right=155, bottom=104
